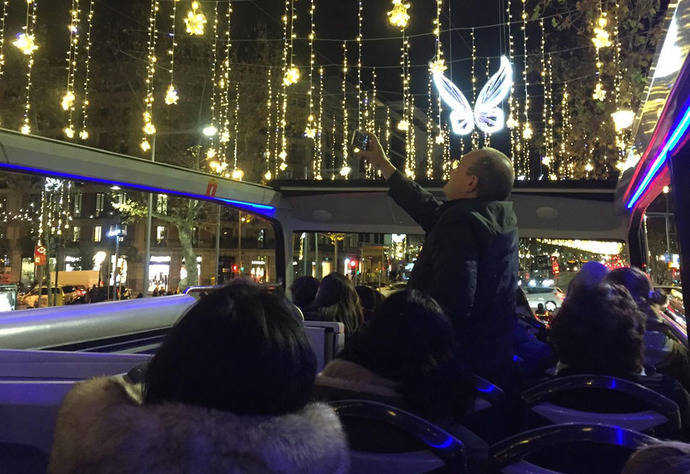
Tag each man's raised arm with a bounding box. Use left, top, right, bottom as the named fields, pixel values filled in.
left=356, top=132, right=442, bottom=233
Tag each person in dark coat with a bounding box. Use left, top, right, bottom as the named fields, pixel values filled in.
left=357, top=132, right=519, bottom=386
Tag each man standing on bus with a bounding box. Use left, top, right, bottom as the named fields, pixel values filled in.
left=357, top=133, right=519, bottom=387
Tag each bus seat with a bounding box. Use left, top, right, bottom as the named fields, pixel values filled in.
left=303, top=321, right=345, bottom=372
left=0, top=380, right=75, bottom=455
left=521, top=375, right=681, bottom=437
left=0, top=349, right=150, bottom=381
left=0, top=442, right=48, bottom=474
left=330, top=399, right=466, bottom=474
left=489, top=423, right=658, bottom=474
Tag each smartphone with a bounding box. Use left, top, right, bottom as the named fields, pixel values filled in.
left=350, top=130, right=369, bottom=154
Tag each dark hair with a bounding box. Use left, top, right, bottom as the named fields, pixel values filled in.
left=604, top=267, right=654, bottom=305
left=550, top=283, right=646, bottom=376
left=291, top=276, right=320, bottom=308
left=468, top=148, right=515, bottom=201
left=311, top=272, right=364, bottom=336
left=338, top=290, right=475, bottom=420
left=144, top=283, right=317, bottom=415
left=355, top=285, right=383, bottom=312
left=623, top=441, right=690, bottom=474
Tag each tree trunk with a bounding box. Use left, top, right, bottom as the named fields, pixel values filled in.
left=178, top=226, right=199, bottom=288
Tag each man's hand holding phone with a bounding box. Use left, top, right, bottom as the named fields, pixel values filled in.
left=352, top=131, right=396, bottom=179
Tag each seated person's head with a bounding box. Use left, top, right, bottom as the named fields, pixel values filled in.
left=338, top=289, right=474, bottom=419
left=551, top=283, right=646, bottom=376
left=291, top=275, right=320, bottom=308
left=355, top=285, right=382, bottom=313
left=566, top=261, right=610, bottom=297
left=623, top=441, right=690, bottom=474
left=604, top=267, right=659, bottom=309
left=312, top=272, right=363, bottom=335
left=144, top=283, right=316, bottom=416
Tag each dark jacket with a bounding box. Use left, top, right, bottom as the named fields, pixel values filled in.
left=387, top=171, right=519, bottom=384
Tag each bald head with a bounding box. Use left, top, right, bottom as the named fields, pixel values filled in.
left=466, top=148, right=515, bottom=201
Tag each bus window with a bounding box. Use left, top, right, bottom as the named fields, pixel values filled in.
left=644, top=190, right=681, bottom=287
left=0, top=168, right=278, bottom=311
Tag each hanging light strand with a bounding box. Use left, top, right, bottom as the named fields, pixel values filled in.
left=331, top=114, right=337, bottom=180
left=315, top=66, right=324, bottom=180
left=19, top=0, right=39, bottom=135
left=470, top=28, right=479, bottom=150
left=560, top=82, right=573, bottom=178
left=506, top=0, right=521, bottom=170
left=433, top=0, right=444, bottom=146
left=0, top=0, right=8, bottom=76
left=341, top=40, right=349, bottom=179
left=218, top=1, right=234, bottom=161
left=484, top=56, right=492, bottom=147
left=62, top=0, right=81, bottom=139
left=277, top=0, right=291, bottom=173
left=356, top=0, right=363, bottom=130
left=140, top=0, right=160, bottom=152
left=540, top=19, right=551, bottom=173
left=231, top=81, right=240, bottom=175
left=426, top=70, right=434, bottom=179
left=366, top=68, right=378, bottom=178
left=78, top=0, right=95, bottom=140
left=264, top=68, right=273, bottom=181
left=205, top=1, right=220, bottom=160
left=521, top=0, right=532, bottom=150
left=304, top=0, right=316, bottom=140
left=164, top=0, right=179, bottom=105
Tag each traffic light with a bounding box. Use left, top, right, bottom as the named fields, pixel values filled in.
left=232, top=265, right=238, bottom=273
left=349, top=259, right=358, bottom=268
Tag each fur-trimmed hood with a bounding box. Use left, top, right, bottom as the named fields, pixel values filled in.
left=49, top=376, right=349, bottom=474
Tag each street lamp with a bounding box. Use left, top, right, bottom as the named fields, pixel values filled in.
left=202, top=125, right=218, bottom=137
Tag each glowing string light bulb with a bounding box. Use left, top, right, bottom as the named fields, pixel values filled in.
left=387, top=0, right=410, bottom=29
left=78, top=0, right=95, bottom=140
left=164, top=0, right=180, bottom=105
left=184, top=1, right=206, bottom=36
left=19, top=0, right=38, bottom=135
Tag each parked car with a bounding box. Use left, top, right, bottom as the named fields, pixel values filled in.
left=60, top=285, right=87, bottom=304
left=22, top=286, right=66, bottom=308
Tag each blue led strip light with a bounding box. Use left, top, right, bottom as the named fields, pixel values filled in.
left=627, top=105, right=690, bottom=209
left=0, top=163, right=275, bottom=214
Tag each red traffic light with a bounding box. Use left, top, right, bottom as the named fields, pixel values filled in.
left=349, top=260, right=358, bottom=268
left=232, top=265, right=238, bottom=272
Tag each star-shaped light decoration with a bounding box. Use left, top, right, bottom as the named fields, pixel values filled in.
left=387, top=0, right=411, bottom=30
left=429, top=58, right=447, bottom=75
left=231, top=169, right=244, bottom=180
left=164, top=84, right=179, bottom=105
left=283, top=67, right=300, bottom=86
left=184, top=1, right=207, bottom=36
left=522, top=122, right=533, bottom=140
left=63, top=126, right=75, bottom=139
left=397, top=119, right=409, bottom=132
left=593, top=82, right=607, bottom=101
left=61, top=91, right=76, bottom=111
left=13, top=33, right=38, bottom=55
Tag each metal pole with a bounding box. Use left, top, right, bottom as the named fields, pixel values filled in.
left=215, top=206, right=221, bottom=284
left=314, top=232, right=319, bottom=279
left=237, top=211, right=242, bottom=275
left=333, top=239, right=338, bottom=275
left=665, top=192, right=671, bottom=254
left=114, top=235, right=120, bottom=300
left=303, top=233, right=308, bottom=277
left=143, top=135, right=156, bottom=296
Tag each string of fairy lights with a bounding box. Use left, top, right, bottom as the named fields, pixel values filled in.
left=78, top=0, right=95, bottom=141
left=0, top=0, right=8, bottom=77
left=0, top=0, right=639, bottom=183
left=139, top=0, right=159, bottom=153
left=61, top=0, right=80, bottom=139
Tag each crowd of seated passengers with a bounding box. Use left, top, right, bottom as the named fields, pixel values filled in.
left=49, top=283, right=349, bottom=474
left=549, top=280, right=690, bottom=437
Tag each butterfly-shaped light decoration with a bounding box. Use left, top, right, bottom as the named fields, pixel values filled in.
left=432, top=55, right=514, bottom=136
